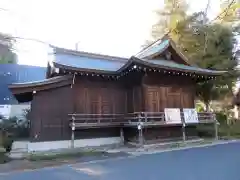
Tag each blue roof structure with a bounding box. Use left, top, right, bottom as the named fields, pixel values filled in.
left=136, top=40, right=170, bottom=59
left=51, top=46, right=225, bottom=76
left=54, top=53, right=126, bottom=72
left=0, top=64, right=46, bottom=104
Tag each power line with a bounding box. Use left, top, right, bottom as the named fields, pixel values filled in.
left=12, top=36, right=54, bottom=47
left=203, top=0, right=211, bottom=55
left=169, top=0, right=236, bottom=35
left=209, top=0, right=236, bottom=23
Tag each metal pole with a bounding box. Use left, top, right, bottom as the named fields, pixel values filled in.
left=214, top=114, right=219, bottom=141
left=71, top=116, right=75, bottom=148
left=138, top=128, right=141, bottom=145
left=75, top=41, right=81, bottom=50
left=182, top=123, right=186, bottom=142
left=138, top=127, right=143, bottom=147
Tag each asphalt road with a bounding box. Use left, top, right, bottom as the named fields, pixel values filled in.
left=1, top=142, right=240, bottom=180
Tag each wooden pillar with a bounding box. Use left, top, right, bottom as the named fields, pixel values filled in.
left=120, top=128, right=124, bottom=144
left=71, top=129, right=75, bottom=148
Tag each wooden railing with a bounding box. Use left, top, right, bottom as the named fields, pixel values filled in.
left=124, top=112, right=215, bottom=125
left=68, top=112, right=216, bottom=128
left=68, top=113, right=125, bottom=128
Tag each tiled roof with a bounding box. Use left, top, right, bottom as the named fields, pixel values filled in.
left=51, top=44, right=225, bottom=76
left=137, top=58, right=226, bottom=75
left=135, top=34, right=191, bottom=66
left=54, top=47, right=128, bottom=61
left=136, top=39, right=169, bottom=59
left=54, top=53, right=126, bottom=72
left=9, top=75, right=72, bottom=88
left=53, top=47, right=128, bottom=72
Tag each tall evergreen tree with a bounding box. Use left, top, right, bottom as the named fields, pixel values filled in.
left=147, top=1, right=239, bottom=110
left=220, top=0, right=240, bottom=23
left=0, top=33, right=17, bottom=64
left=150, top=0, right=188, bottom=43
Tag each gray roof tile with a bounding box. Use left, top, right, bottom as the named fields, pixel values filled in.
left=140, top=58, right=226, bottom=75
left=136, top=39, right=170, bottom=58
left=54, top=53, right=126, bottom=72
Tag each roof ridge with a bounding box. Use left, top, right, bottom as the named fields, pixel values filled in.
left=135, top=32, right=170, bottom=56
left=53, top=47, right=129, bottom=62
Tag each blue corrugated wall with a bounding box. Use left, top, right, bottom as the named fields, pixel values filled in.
left=0, top=64, right=46, bottom=104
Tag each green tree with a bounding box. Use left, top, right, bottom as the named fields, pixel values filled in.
left=220, top=0, right=240, bottom=23
left=147, top=1, right=239, bottom=111
left=0, top=33, right=17, bottom=64
left=149, top=0, right=188, bottom=44
left=177, top=15, right=239, bottom=110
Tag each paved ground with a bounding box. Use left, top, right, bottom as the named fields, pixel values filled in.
left=1, top=142, right=240, bottom=180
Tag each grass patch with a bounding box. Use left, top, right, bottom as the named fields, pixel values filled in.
left=27, top=150, right=106, bottom=161
left=168, top=139, right=215, bottom=150
left=197, top=122, right=240, bottom=140
left=169, top=142, right=185, bottom=148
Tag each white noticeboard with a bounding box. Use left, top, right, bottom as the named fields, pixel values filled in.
left=183, top=108, right=198, bottom=124
left=164, top=108, right=181, bottom=124
left=0, top=105, right=11, bottom=119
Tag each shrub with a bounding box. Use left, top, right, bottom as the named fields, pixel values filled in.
left=2, top=136, right=13, bottom=153
left=215, top=111, right=228, bottom=125
left=196, top=124, right=215, bottom=138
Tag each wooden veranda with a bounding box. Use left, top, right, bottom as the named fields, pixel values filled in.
left=69, top=112, right=219, bottom=147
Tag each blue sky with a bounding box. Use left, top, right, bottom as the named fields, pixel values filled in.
left=0, top=0, right=221, bottom=67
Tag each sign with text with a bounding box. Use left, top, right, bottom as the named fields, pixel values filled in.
left=164, top=108, right=181, bottom=124
left=183, top=108, right=198, bottom=124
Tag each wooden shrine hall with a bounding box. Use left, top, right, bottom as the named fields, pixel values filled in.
left=9, top=35, right=225, bottom=152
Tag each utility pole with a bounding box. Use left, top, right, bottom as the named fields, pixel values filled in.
left=203, top=0, right=211, bottom=55
left=75, top=41, right=81, bottom=51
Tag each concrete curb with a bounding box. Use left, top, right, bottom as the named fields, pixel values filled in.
left=0, top=139, right=239, bottom=176
left=130, top=139, right=240, bottom=156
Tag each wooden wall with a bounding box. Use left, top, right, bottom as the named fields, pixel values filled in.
left=74, top=77, right=127, bottom=114
left=142, top=73, right=195, bottom=112
left=29, top=72, right=197, bottom=142
left=126, top=86, right=143, bottom=112
left=30, top=85, right=73, bottom=142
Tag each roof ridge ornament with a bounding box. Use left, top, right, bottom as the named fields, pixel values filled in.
left=165, top=51, right=172, bottom=60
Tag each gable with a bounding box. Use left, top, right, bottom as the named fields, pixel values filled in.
left=136, top=35, right=191, bottom=66
left=151, top=45, right=189, bottom=65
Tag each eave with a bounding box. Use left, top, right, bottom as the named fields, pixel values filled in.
left=52, top=62, right=120, bottom=75
left=130, top=57, right=226, bottom=76
left=50, top=56, right=226, bottom=80
left=8, top=75, right=73, bottom=103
